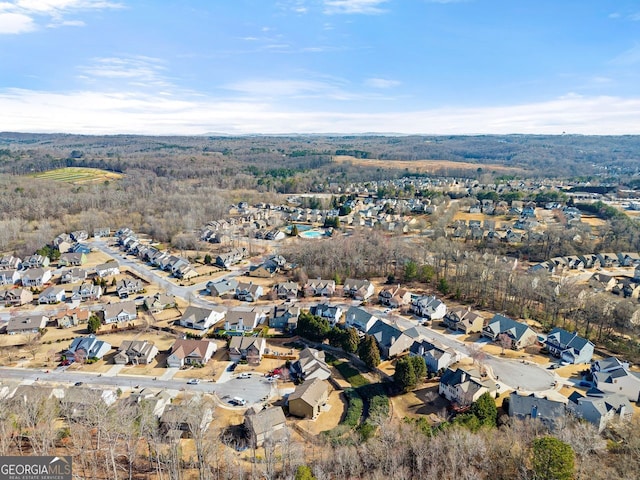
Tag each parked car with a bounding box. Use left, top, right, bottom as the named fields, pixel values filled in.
left=74, top=381, right=83, bottom=386
left=227, top=363, right=237, bottom=372
left=233, top=397, right=246, bottom=406
left=237, top=373, right=251, bottom=379
left=187, top=378, right=200, bottom=385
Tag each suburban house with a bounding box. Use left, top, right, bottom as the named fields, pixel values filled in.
left=70, top=282, right=103, bottom=302
left=343, top=278, right=375, bottom=300
left=54, top=308, right=89, bottom=329
left=235, top=282, right=263, bottom=302
left=481, top=314, right=538, bottom=350
left=93, top=227, right=111, bottom=238
left=116, top=278, right=144, bottom=299
left=508, top=392, right=566, bottom=430
left=345, top=306, right=378, bottom=333
left=224, top=307, right=266, bottom=332
left=205, top=278, right=238, bottom=297
left=0, top=269, right=21, bottom=286
left=6, top=314, right=48, bottom=334
left=125, top=388, right=173, bottom=418
left=38, top=285, right=66, bottom=304
left=410, top=295, right=447, bottom=320
left=22, top=254, right=50, bottom=269
left=95, top=261, right=120, bottom=278
left=270, top=304, right=300, bottom=332
left=439, top=367, right=495, bottom=407
left=304, top=278, right=336, bottom=296
left=144, top=293, right=176, bottom=313
left=166, top=338, right=217, bottom=368
left=248, top=255, right=286, bottom=278
left=70, top=230, right=88, bottom=242
left=228, top=336, right=266, bottom=365
left=99, top=301, right=137, bottom=324
left=309, top=303, right=343, bottom=325
left=378, top=284, right=412, bottom=307
left=160, top=402, right=214, bottom=437
left=567, top=391, right=633, bottom=432
left=65, top=334, right=112, bottom=360
left=71, top=243, right=91, bottom=255
left=60, top=267, right=87, bottom=284
left=290, top=347, right=332, bottom=382
left=1, top=288, right=34, bottom=306
left=591, top=357, right=640, bottom=402
left=58, top=252, right=87, bottom=267
left=443, top=307, right=485, bottom=334
left=545, top=328, right=595, bottom=364
left=410, top=338, right=458, bottom=373
left=61, top=387, right=118, bottom=419
left=368, top=319, right=417, bottom=359
left=0, top=255, right=22, bottom=269
left=114, top=340, right=159, bottom=365
left=244, top=406, right=287, bottom=447
left=288, top=378, right=329, bottom=419
left=179, top=306, right=225, bottom=331
left=273, top=281, right=299, bottom=299
left=215, top=248, right=246, bottom=269
left=21, top=267, right=52, bottom=287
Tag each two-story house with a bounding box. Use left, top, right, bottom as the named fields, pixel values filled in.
left=166, top=338, right=217, bottom=368
left=439, top=367, right=495, bottom=407
left=545, top=327, right=594, bottom=364
left=303, top=278, right=336, bottom=297
left=228, top=336, right=266, bottom=365
left=179, top=306, right=225, bottom=331
left=235, top=282, right=263, bottom=302
left=443, top=307, right=485, bottom=334
left=343, top=278, right=375, bottom=301
left=309, top=303, right=343, bottom=325
left=345, top=306, right=378, bottom=332
left=410, top=295, right=447, bottom=320
left=481, top=314, right=538, bottom=350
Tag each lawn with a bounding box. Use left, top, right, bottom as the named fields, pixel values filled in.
left=31, top=167, right=123, bottom=184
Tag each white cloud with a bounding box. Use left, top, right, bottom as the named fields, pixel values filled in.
left=323, top=0, right=388, bottom=15
left=0, top=0, right=121, bottom=34
left=365, top=77, right=400, bottom=88
left=0, top=11, right=35, bottom=33
left=610, top=44, right=640, bottom=66
left=78, top=56, right=172, bottom=89
left=0, top=87, right=639, bottom=135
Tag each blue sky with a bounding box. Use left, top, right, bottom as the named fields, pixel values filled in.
left=1, top=0, right=639, bottom=134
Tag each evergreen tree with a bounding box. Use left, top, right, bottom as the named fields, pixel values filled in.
left=532, top=436, right=575, bottom=480
left=404, top=260, right=418, bottom=281
left=296, top=311, right=330, bottom=342
left=343, top=327, right=360, bottom=354
left=290, top=224, right=299, bottom=236
left=204, top=253, right=212, bottom=265
left=87, top=315, right=101, bottom=334
left=409, top=355, right=427, bottom=381
left=471, top=391, right=498, bottom=427
left=358, top=334, right=381, bottom=369
left=394, top=357, right=417, bottom=392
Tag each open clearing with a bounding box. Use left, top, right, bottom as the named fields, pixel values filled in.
left=332, top=155, right=526, bottom=174
left=31, top=167, right=123, bottom=184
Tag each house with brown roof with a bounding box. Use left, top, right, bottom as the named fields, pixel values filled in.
left=228, top=336, right=266, bottom=365
left=167, top=338, right=217, bottom=368
left=144, top=293, right=176, bottom=313
left=54, top=308, right=90, bottom=329
left=378, top=284, right=411, bottom=307
left=114, top=340, right=159, bottom=365
left=288, top=378, right=329, bottom=419
left=303, top=278, right=336, bottom=297
left=343, top=278, right=375, bottom=301
left=244, top=406, right=287, bottom=447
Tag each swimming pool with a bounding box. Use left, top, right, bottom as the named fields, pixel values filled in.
left=299, top=229, right=327, bottom=239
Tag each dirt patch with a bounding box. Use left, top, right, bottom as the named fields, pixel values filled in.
left=390, top=384, right=447, bottom=420
left=296, top=389, right=346, bottom=435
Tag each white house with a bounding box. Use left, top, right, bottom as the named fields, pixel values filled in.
left=179, top=306, right=225, bottom=331
left=224, top=307, right=266, bottom=332
left=345, top=306, right=378, bottom=332
left=21, top=268, right=52, bottom=287
left=410, top=295, right=447, bottom=320
left=38, top=285, right=66, bottom=304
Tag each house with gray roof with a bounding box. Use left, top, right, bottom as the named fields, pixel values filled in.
left=99, top=301, right=137, bottom=324
left=303, top=278, right=336, bottom=296
left=545, top=328, right=594, bottom=364
left=0, top=269, right=21, bottom=286
left=567, top=391, right=632, bottom=432
left=205, top=278, right=238, bottom=297
left=38, top=285, right=66, bottom=304
left=410, top=295, right=447, bottom=320
left=368, top=319, right=416, bottom=359
left=244, top=406, right=287, bottom=447
left=592, top=360, right=640, bottom=402
left=224, top=307, right=265, bottom=332
left=21, top=267, right=52, bottom=287
left=439, top=367, right=495, bottom=407
left=60, top=267, right=87, bottom=284
left=345, top=306, right=378, bottom=332
left=508, top=392, right=566, bottom=430
left=179, top=306, right=225, bottom=331
left=410, top=338, right=458, bottom=373
left=482, top=314, right=538, bottom=350
left=66, top=334, right=111, bottom=360
left=70, top=282, right=102, bottom=302
left=290, top=347, right=331, bottom=382
left=270, top=304, right=300, bottom=332
left=235, top=282, right=263, bottom=302
left=309, top=303, right=343, bottom=325
left=443, top=307, right=485, bottom=334
left=114, top=340, right=158, bottom=365
left=116, top=278, right=144, bottom=299
left=1, top=288, right=33, bottom=306
left=343, top=278, right=375, bottom=300
left=6, top=314, right=48, bottom=334
left=228, top=336, right=265, bottom=365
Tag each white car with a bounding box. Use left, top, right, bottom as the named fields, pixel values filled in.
left=187, top=378, right=200, bottom=385
left=237, top=373, right=251, bottom=379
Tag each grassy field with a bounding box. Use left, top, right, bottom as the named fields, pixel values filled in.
left=31, top=167, right=123, bottom=184
left=332, top=155, right=526, bottom=174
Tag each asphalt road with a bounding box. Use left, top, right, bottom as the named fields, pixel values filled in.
left=0, top=366, right=273, bottom=406
left=375, top=307, right=555, bottom=392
